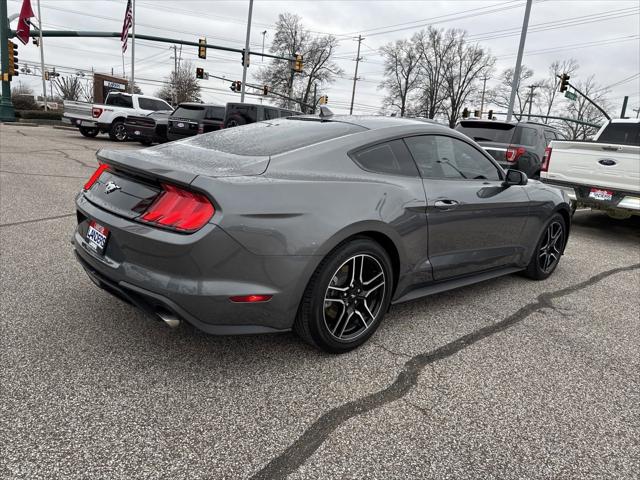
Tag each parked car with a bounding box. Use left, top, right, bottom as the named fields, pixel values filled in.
left=223, top=102, right=301, bottom=128
left=62, top=92, right=173, bottom=141
left=166, top=103, right=226, bottom=141
left=124, top=111, right=172, bottom=146
left=541, top=119, right=640, bottom=219
left=73, top=114, right=571, bottom=353
left=455, top=120, right=565, bottom=179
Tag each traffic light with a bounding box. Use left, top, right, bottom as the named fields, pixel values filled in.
left=230, top=80, right=242, bottom=92
left=559, top=73, right=570, bottom=93
left=198, top=38, right=207, bottom=59
left=7, top=41, right=19, bottom=78
left=293, top=54, right=303, bottom=73
left=241, top=49, right=249, bottom=67
left=462, top=107, right=469, bottom=118
left=318, top=95, right=328, bottom=105
left=44, top=71, right=49, bottom=81
left=263, top=85, right=269, bottom=95
left=488, top=109, right=494, bottom=120
left=474, top=109, right=480, bottom=118
left=196, top=67, right=204, bottom=79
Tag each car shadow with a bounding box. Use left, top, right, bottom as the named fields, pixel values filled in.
left=571, top=210, right=640, bottom=244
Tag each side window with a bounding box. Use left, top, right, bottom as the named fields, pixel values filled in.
left=513, top=126, right=537, bottom=146
left=543, top=130, right=556, bottom=145
left=351, top=139, right=419, bottom=177
left=405, top=135, right=501, bottom=181
left=264, top=108, right=279, bottom=120
left=107, top=95, right=133, bottom=108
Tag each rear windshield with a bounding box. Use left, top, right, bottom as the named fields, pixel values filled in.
left=456, top=121, right=515, bottom=144
left=183, top=118, right=366, bottom=156
left=172, top=105, right=207, bottom=120
left=598, top=123, right=640, bottom=146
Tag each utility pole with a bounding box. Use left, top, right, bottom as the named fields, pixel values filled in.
left=171, top=44, right=178, bottom=105
left=506, top=0, right=532, bottom=122
left=261, top=30, right=267, bottom=64
left=479, top=75, right=489, bottom=118
left=349, top=35, right=363, bottom=115
left=0, top=0, right=16, bottom=121
left=526, top=84, right=539, bottom=120
left=36, top=0, right=47, bottom=110
left=130, top=0, right=135, bottom=93
left=240, top=0, right=253, bottom=103
left=313, top=83, right=317, bottom=114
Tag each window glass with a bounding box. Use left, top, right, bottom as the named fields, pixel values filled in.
left=138, top=98, right=172, bottom=111
left=171, top=105, right=206, bottom=120
left=205, top=107, right=225, bottom=120
left=512, top=126, right=538, bottom=146
left=352, top=139, right=418, bottom=177
left=598, top=123, right=640, bottom=146
left=106, top=94, right=133, bottom=108
left=264, top=108, right=279, bottom=120
left=543, top=130, right=556, bottom=145
left=405, top=135, right=501, bottom=180
left=455, top=121, right=515, bottom=143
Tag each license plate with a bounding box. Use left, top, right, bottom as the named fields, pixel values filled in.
left=76, top=119, right=81, bottom=125
left=588, top=188, right=613, bottom=201
left=86, top=220, right=109, bottom=255
left=134, top=130, right=141, bottom=136
left=177, top=122, right=185, bottom=128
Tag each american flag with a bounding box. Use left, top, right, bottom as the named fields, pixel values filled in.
left=120, top=0, right=133, bottom=53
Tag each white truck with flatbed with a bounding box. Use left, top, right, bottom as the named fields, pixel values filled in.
left=62, top=92, right=172, bottom=142
left=541, top=119, right=640, bottom=219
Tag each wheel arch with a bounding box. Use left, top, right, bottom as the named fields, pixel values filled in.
left=553, top=205, right=571, bottom=253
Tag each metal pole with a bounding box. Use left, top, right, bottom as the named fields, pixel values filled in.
left=479, top=76, right=488, bottom=117
left=0, top=0, right=16, bottom=121
left=130, top=0, right=135, bottom=93
left=261, top=30, right=266, bottom=63
left=349, top=35, right=363, bottom=115
left=36, top=0, right=47, bottom=110
left=506, top=0, right=532, bottom=122
left=240, top=0, right=253, bottom=103
left=313, top=83, right=317, bottom=114
left=620, top=96, right=628, bottom=119
left=172, top=44, right=177, bottom=105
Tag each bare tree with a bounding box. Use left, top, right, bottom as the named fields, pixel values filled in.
left=411, top=27, right=456, bottom=119
left=254, top=13, right=342, bottom=113
left=442, top=30, right=495, bottom=127
left=557, top=76, right=610, bottom=140
left=488, top=65, right=536, bottom=119
left=53, top=75, right=83, bottom=101
left=538, top=58, right=579, bottom=123
left=155, top=61, right=201, bottom=105
left=378, top=38, right=421, bottom=117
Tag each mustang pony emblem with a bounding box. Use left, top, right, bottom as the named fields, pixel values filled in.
left=104, top=181, right=121, bottom=194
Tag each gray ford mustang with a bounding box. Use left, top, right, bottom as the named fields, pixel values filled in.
left=74, top=114, right=571, bottom=353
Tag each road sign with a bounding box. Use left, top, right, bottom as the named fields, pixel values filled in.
left=564, top=91, right=577, bottom=101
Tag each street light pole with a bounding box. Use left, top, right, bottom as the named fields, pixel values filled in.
left=0, top=0, right=16, bottom=121
left=240, top=0, right=254, bottom=103
left=506, top=0, right=532, bottom=122
left=36, top=0, right=47, bottom=110
left=349, top=35, right=363, bottom=115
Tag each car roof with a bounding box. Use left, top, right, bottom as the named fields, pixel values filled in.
left=178, top=102, right=224, bottom=107
left=458, top=119, right=560, bottom=131
left=291, top=114, right=452, bottom=131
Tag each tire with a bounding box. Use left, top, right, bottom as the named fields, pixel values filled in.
left=139, top=139, right=153, bottom=146
left=224, top=115, right=247, bottom=128
left=570, top=201, right=577, bottom=217
left=79, top=126, right=99, bottom=138
left=523, top=213, right=566, bottom=280
left=108, top=120, right=128, bottom=142
left=294, top=238, right=394, bottom=353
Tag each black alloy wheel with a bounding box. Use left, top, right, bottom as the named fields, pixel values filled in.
left=524, top=213, right=566, bottom=280
left=109, top=121, right=128, bottom=142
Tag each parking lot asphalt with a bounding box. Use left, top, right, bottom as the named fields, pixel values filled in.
left=1, top=124, right=639, bottom=479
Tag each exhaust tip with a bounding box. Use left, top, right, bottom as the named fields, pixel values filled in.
left=157, top=311, right=181, bottom=328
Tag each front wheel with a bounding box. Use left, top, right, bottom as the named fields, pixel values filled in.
left=79, top=126, right=99, bottom=138
left=294, top=238, right=393, bottom=353
left=523, top=213, right=566, bottom=280
left=108, top=120, right=128, bottom=142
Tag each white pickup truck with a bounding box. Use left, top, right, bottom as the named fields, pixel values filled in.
left=541, top=119, right=640, bottom=219
left=62, top=92, right=173, bottom=142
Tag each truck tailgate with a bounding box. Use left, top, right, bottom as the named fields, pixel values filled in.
left=545, top=141, right=640, bottom=192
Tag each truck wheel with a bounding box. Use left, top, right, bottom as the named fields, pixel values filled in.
left=79, top=127, right=99, bottom=138
left=224, top=115, right=246, bottom=128
left=108, top=120, right=128, bottom=142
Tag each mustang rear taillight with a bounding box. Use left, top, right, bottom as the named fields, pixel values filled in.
left=140, top=184, right=214, bottom=232
left=92, top=107, right=103, bottom=118
left=229, top=295, right=273, bottom=303
left=84, top=164, right=109, bottom=190
left=505, top=146, right=526, bottom=162
left=541, top=147, right=552, bottom=172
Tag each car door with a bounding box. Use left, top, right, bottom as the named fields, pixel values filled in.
left=404, top=134, right=530, bottom=280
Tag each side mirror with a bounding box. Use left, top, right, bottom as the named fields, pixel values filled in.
left=503, top=169, right=528, bottom=187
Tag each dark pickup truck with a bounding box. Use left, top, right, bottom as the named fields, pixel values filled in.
left=125, top=111, right=172, bottom=145
left=166, top=103, right=226, bottom=141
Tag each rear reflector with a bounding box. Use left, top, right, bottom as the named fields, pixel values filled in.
left=84, top=164, right=109, bottom=190
left=505, top=146, right=526, bottom=163
left=140, top=184, right=214, bottom=232
left=229, top=295, right=273, bottom=303
left=92, top=107, right=103, bottom=118
left=541, top=147, right=552, bottom=172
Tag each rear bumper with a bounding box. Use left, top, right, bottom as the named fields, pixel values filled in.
left=73, top=194, right=318, bottom=334
left=124, top=124, right=156, bottom=142
left=166, top=131, right=196, bottom=141
left=541, top=178, right=640, bottom=212
left=63, top=116, right=98, bottom=128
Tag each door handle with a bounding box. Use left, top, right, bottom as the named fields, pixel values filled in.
left=434, top=199, right=459, bottom=210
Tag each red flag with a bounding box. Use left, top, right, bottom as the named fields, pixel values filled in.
left=121, top=0, right=133, bottom=53
left=16, top=0, right=35, bottom=45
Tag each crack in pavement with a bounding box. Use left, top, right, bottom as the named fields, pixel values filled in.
left=0, top=170, right=86, bottom=179
left=53, top=149, right=95, bottom=169
left=0, top=213, right=75, bottom=228
left=249, top=263, right=640, bottom=479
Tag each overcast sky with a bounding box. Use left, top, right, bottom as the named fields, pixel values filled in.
left=10, top=0, right=640, bottom=115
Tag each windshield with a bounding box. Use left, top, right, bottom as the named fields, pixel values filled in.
left=183, top=118, right=366, bottom=156
left=598, top=123, right=640, bottom=146
left=456, top=121, right=515, bottom=144
left=171, top=106, right=207, bottom=120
